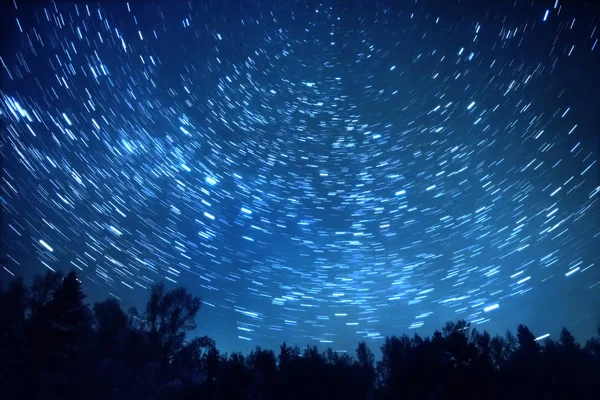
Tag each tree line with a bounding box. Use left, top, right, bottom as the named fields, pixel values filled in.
left=1, top=270, right=599, bottom=399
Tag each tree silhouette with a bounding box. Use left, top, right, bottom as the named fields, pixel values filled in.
left=0, top=277, right=29, bottom=396
left=91, top=298, right=132, bottom=399
left=1, top=270, right=599, bottom=400
left=144, top=283, right=202, bottom=367
left=247, top=346, right=277, bottom=400
left=355, top=341, right=376, bottom=400
left=22, top=271, right=92, bottom=399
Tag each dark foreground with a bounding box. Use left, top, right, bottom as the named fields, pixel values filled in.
left=1, top=270, right=599, bottom=400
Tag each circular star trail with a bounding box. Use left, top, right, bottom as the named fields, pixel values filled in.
left=1, top=0, right=599, bottom=352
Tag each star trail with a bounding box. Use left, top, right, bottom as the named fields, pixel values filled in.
left=1, top=0, right=599, bottom=353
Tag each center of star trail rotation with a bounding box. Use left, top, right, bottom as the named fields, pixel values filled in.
left=0, top=0, right=599, bottom=353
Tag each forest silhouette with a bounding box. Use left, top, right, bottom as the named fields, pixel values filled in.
left=1, top=270, right=599, bottom=400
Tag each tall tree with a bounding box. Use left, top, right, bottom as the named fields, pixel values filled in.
left=91, top=298, right=132, bottom=400
left=354, top=341, right=376, bottom=400
left=0, top=278, right=29, bottom=394
left=247, top=346, right=277, bottom=400
left=144, top=283, right=202, bottom=367
left=27, top=271, right=93, bottom=399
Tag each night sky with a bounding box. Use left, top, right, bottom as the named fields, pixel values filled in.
left=1, top=0, right=599, bottom=355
